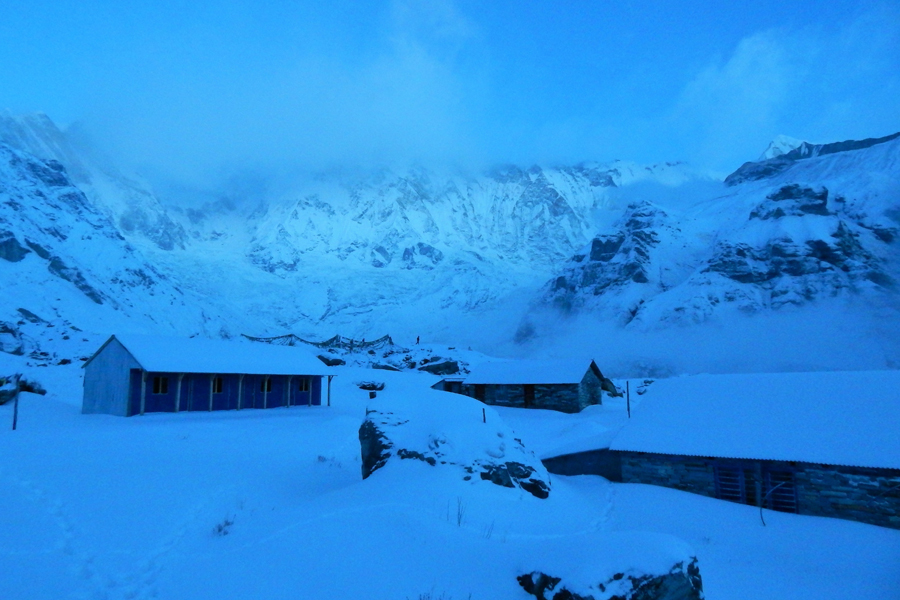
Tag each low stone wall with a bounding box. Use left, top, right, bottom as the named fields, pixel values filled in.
left=616, top=451, right=900, bottom=529
left=461, top=383, right=584, bottom=413
left=794, top=464, right=900, bottom=529
left=619, top=451, right=717, bottom=498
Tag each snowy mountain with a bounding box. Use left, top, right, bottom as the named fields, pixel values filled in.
left=759, top=134, right=805, bottom=160
left=0, top=131, right=246, bottom=365
left=0, top=111, right=186, bottom=251
left=2, top=112, right=718, bottom=353
left=3, top=110, right=899, bottom=372
left=526, top=132, right=900, bottom=361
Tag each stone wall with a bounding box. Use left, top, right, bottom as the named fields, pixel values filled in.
left=794, top=463, right=900, bottom=529
left=619, top=452, right=718, bottom=498
left=617, top=451, right=900, bottom=529
left=461, top=383, right=584, bottom=413
left=578, top=369, right=604, bottom=409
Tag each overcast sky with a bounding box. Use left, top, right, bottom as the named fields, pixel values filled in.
left=1, top=0, right=898, bottom=184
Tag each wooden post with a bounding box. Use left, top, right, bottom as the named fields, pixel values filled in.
left=482, top=407, right=485, bottom=423
left=626, top=380, right=631, bottom=419
left=208, top=374, right=214, bottom=411
left=11, top=373, right=21, bottom=430
left=140, top=372, right=147, bottom=415
left=175, top=373, right=184, bottom=412
left=237, top=374, right=244, bottom=409
left=263, top=378, right=268, bottom=409
left=327, top=375, right=333, bottom=407
left=286, top=376, right=293, bottom=407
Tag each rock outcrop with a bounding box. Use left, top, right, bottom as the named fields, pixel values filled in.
left=358, top=395, right=551, bottom=499
left=518, top=558, right=703, bottom=600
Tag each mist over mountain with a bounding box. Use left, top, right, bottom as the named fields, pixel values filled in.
left=2, top=111, right=899, bottom=375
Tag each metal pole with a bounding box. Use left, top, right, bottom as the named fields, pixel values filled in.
left=175, top=373, right=184, bottom=412
left=759, top=481, right=788, bottom=526
left=140, top=372, right=147, bottom=415
left=327, top=375, right=332, bottom=407
left=12, top=373, right=21, bottom=430
left=237, top=374, right=244, bottom=409
left=626, top=380, right=631, bottom=419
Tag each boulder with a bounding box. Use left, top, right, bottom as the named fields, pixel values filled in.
left=356, top=381, right=385, bottom=391
left=317, top=354, right=346, bottom=367
left=418, top=360, right=460, bottom=376
left=518, top=557, right=703, bottom=600
left=0, top=375, right=46, bottom=405
left=358, top=395, right=551, bottom=499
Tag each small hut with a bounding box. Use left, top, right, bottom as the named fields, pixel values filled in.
left=436, top=359, right=617, bottom=413
left=82, top=334, right=331, bottom=416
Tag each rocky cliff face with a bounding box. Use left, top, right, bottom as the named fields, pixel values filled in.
left=0, top=111, right=187, bottom=251
left=3, top=109, right=898, bottom=363
left=527, top=133, right=900, bottom=329
left=0, top=139, right=240, bottom=365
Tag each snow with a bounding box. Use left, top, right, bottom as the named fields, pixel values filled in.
left=99, top=334, right=329, bottom=376
left=610, top=371, right=900, bottom=469
left=758, top=135, right=805, bottom=160
left=1, top=365, right=898, bottom=599
left=2, top=112, right=900, bottom=598
left=463, top=359, right=596, bottom=385
left=495, top=401, right=630, bottom=459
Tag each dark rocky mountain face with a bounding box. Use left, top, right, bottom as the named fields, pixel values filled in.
left=525, top=134, right=900, bottom=331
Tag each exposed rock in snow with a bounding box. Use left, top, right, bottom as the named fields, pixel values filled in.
left=726, top=131, right=900, bottom=186
left=526, top=132, right=900, bottom=329
left=544, top=201, right=673, bottom=315
left=0, top=111, right=187, bottom=251
left=358, top=394, right=551, bottom=499
left=518, top=557, right=703, bottom=600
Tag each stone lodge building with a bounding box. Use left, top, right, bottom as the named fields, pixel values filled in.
left=435, top=359, right=619, bottom=413
left=607, top=371, right=900, bottom=529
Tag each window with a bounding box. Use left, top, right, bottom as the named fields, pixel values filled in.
left=298, top=377, right=310, bottom=392
left=152, top=376, right=169, bottom=395
left=714, top=464, right=798, bottom=513
left=762, top=470, right=798, bottom=513
left=444, top=381, right=462, bottom=394
left=260, top=378, right=272, bottom=393
left=714, top=465, right=757, bottom=506
left=213, top=377, right=224, bottom=394
left=474, top=384, right=486, bottom=401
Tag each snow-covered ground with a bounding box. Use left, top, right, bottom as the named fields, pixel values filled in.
left=1, top=365, right=897, bottom=599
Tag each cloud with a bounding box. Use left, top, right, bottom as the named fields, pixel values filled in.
left=661, top=4, right=900, bottom=171
left=78, top=0, right=485, bottom=187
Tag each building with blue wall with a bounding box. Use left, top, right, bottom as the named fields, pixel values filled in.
left=82, top=334, right=332, bottom=416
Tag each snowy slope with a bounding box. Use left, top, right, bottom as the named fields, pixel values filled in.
left=4, top=110, right=900, bottom=374
left=530, top=134, right=900, bottom=335
left=0, top=367, right=897, bottom=599
left=0, top=140, right=251, bottom=370
left=0, top=111, right=186, bottom=251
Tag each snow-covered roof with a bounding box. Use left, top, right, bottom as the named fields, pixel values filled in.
left=463, top=359, right=598, bottom=385
left=610, top=371, right=900, bottom=469
left=89, top=334, right=330, bottom=376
